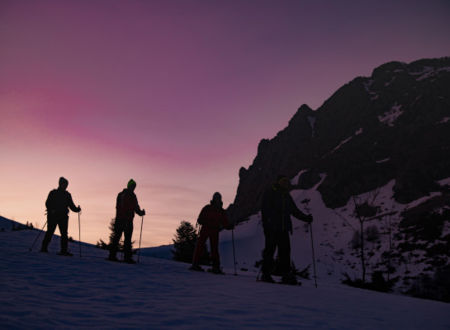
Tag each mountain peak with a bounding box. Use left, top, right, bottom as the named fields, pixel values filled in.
left=371, top=61, right=406, bottom=80
left=298, top=104, right=314, bottom=112
left=229, top=56, right=450, bottom=221
left=288, top=104, right=315, bottom=127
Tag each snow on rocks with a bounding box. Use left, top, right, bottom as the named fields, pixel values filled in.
left=438, top=177, right=450, bottom=187
left=330, top=128, right=363, bottom=154
left=376, top=158, right=390, bottom=164
left=437, top=117, right=450, bottom=124
left=411, top=66, right=450, bottom=81
left=307, top=116, right=316, bottom=138
left=331, top=135, right=353, bottom=153
left=404, top=192, right=442, bottom=210
left=410, top=66, right=434, bottom=81
left=384, top=76, right=396, bottom=87
left=291, top=169, right=309, bottom=186
left=363, top=79, right=379, bottom=100
left=378, top=103, right=403, bottom=127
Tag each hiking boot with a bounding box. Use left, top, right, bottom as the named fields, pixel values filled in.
left=210, top=267, right=225, bottom=275
left=281, top=273, right=299, bottom=285
left=124, top=258, right=136, bottom=264
left=260, top=274, right=275, bottom=283
left=189, top=264, right=204, bottom=272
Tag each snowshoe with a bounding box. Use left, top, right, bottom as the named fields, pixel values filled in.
left=259, top=274, right=275, bottom=283
left=57, top=251, right=73, bottom=257
left=208, top=267, right=225, bottom=275
left=281, top=273, right=301, bottom=286
left=189, top=264, right=205, bottom=272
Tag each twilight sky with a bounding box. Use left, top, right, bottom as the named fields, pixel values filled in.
left=1, top=0, right=449, bottom=247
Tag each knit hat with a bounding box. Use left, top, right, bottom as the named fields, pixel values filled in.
left=127, top=179, right=136, bottom=189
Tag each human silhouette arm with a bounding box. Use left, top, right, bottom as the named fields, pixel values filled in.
left=134, top=196, right=145, bottom=216
left=289, top=195, right=312, bottom=223
left=68, top=193, right=81, bottom=213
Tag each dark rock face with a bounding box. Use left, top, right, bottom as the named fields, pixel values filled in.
left=228, top=57, right=450, bottom=222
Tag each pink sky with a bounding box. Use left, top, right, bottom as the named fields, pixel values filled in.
left=1, top=0, right=449, bottom=247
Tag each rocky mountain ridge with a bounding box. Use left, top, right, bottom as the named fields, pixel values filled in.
left=228, top=57, right=450, bottom=222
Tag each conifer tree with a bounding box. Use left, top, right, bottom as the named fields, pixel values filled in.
left=172, top=221, right=198, bottom=263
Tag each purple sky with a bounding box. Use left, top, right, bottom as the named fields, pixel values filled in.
left=1, top=0, right=449, bottom=246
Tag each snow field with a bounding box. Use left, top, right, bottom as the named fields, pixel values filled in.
left=219, top=177, right=450, bottom=293
left=1, top=226, right=450, bottom=329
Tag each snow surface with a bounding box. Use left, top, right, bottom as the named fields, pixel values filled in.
left=1, top=217, right=450, bottom=329
left=404, top=192, right=442, bottom=209
left=291, top=169, right=308, bottom=186
left=217, top=178, right=450, bottom=297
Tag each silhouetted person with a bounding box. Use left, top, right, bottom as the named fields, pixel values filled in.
left=109, top=179, right=145, bottom=264
left=261, top=175, right=313, bottom=284
left=191, top=192, right=231, bottom=273
left=41, top=177, right=81, bottom=256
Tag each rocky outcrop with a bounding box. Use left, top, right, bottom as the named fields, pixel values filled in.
left=228, top=57, right=450, bottom=222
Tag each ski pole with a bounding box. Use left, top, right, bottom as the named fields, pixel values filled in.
left=137, top=215, right=144, bottom=263
left=231, top=227, right=237, bottom=276
left=29, top=220, right=47, bottom=252
left=310, top=223, right=318, bottom=288
left=78, top=210, right=82, bottom=258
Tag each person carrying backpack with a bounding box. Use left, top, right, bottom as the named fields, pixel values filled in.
left=108, top=179, right=145, bottom=264
left=41, top=177, right=81, bottom=256
left=190, top=192, right=231, bottom=273
left=261, top=175, right=313, bottom=284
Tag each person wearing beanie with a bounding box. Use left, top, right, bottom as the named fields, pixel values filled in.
left=260, top=175, right=313, bottom=284
left=109, top=179, right=145, bottom=264
left=41, top=177, right=81, bottom=256
left=190, top=192, right=232, bottom=273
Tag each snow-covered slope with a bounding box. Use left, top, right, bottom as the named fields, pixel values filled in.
left=218, top=175, right=450, bottom=294
left=1, top=217, right=449, bottom=329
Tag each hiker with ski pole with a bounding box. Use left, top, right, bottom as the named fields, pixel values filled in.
left=40, top=177, right=82, bottom=256
left=190, top=192, right=234, bottom=274
left=108, top=179, right=146, bottom=264
left=260, top=175, right=313, bottom=285
left=137, top=214, right=145, bottom=264
left=29, top=220, right=48, bottom=252
left=301, top=198, right=318, bottom=288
